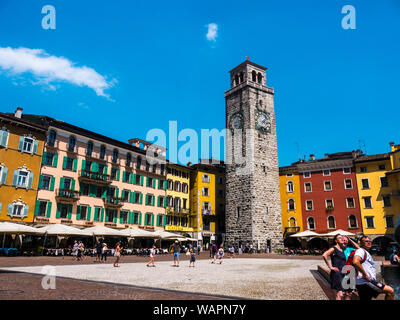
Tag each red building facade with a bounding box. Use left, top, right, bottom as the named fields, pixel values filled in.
left=297, top=152, right=363, bottom=234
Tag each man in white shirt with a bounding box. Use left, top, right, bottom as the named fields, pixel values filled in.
left=353, top=236, right=394, bottom=300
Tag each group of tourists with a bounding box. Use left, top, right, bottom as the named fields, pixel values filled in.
left=323, top=234, right=395, bottom=300
left=72, top=241, right=86, bottom=261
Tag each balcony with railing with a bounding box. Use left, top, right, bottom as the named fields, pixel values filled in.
left=202, top=209, right=215, bottom=216
left=325, top=206, right=334, bottom=212
left=166, top=206, right=190, bottom=215
left=55, top=189, right=80, bottom=202
left=283, top=226, right=300, bottom=237
left=79, top=169, right=111, bottom=184
left=103, top=196, right=124, bottom=208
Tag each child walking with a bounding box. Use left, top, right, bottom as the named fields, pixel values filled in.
left=189, top=249, right=196, bottom=267
left=218, top=245, right=224, bottom=264
left=147, top=246, right=156, bottom=267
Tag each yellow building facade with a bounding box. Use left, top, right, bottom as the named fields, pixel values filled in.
left=165, top=162, right=192, bottom=234
left=387, top=142, right=400, bottom=242
left=0, top=111, right=46, bottom=223
left=279, top=166, right=303, bottom=241
left=355, top=151, right=395, bottom=245
left=189, top=161, right=226, bottom=246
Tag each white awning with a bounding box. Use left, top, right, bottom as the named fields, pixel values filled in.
left=290, top=230, right=321, bottom=237
left=36, top=224, right=92, bottom=236
left=0, top=222, right=44, bottom=235
left=83, top=225, right=124, bottom=236
left=119, top=228, right=159, bottom=238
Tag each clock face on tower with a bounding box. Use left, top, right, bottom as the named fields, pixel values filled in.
left=229, top=112, right=243, bottom=130
left=255, top=110, right=271, bottom=133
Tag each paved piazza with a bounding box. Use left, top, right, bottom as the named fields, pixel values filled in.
left=0, top=258, right=328, bottom=300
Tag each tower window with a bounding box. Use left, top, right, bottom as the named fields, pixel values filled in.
left=252, top=71, right=256, bottom=82
left=257, top=73, right=262, bottom=84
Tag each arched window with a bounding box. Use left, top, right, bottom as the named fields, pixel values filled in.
left=174, top=197, right=181, bottom=211
left=307, top=217, right=315, bottom=230
left=48, top=130, right=56, bottom=147
left=175, top=181, right=181, bottom=192
left=86, top=141, right=93, bottom=157
left=287, top=181, right=294, bottom=193
left=257, top=72, right=263, bottom=84
left=348, top=215, right=357, bottom=228
left=288, top=199, right=295, bottom=211
left=136, top=156, right=142, bottom=170
left=68, top=136, right=76, bottom=152
left=112, top=149, right=118, bottom=163
left=235, top=74, right=239, bottom=86
left=99, top=145, right=106, bottom=160
left=289, top=217, right=297, bottom=228
left=327, top=216, right=336, bottom=229
left=126, top=153, right=132, bottom=167
left=240, top=72, right=244, bottom=83
left=252, top=70, right=256, bottom=82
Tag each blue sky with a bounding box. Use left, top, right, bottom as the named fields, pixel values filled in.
left=0, top=0, right=399, bottom=166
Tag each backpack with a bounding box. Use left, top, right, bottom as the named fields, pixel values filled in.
left=345, top=248, right=367, bottom=266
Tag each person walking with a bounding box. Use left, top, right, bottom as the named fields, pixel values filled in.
left=218, top=245, right=224, bottom=264
left=72, top=240, right=79, bottom=261
left=147, top=246, right=156, bottom=267
left=80, top=242, right=86, bottom=261
left=197, top=243, right=201, bottom=256
left=229, top=245, right=235, bottom=258
left=101, top=243, right=108, bottom=263
left=211, top=243, right=218, bottom=263
left=171, top=240, right=180, bottom=267
left=322, top=234, right=350, bottom=300
left=113, top=242, right=122, bottom=267
left=95, top=241, right=102, bottom=263
left=354, top=236, right=394, bottom=300
left=189, top=249, right=196, bottom=267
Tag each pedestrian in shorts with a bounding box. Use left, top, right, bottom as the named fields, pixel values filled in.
left=189, top=249, right=196, bottom=267
left=354, top=236, right=394, bottom=300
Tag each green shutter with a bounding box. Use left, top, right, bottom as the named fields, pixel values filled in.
left=116, top=170, right=120, bottom=181
left=56, top=204, right=61, bottom=218
left=146, top=177, right=150, bottom=187
left=92, top=162, right=99, bottom=173
left=100, top=208, right=104, bottom=222
left=152, top=179, right=156, bottom=189
left=113, top=211, right=117, bottom=223
left=38, top=175, right=43, bottom=189
left=90, top=185, right=97, bottom=197
left=116, top=187, right=119, bottom=198
left=71, top=179, right=75, bottom=191
left=151, top=214, right=154, bottom=226
left=52, top=154, right=58, bottom=167
left=157, top=196, right=161, bottom=207
left=119, top=212, right=124, bottom=224
left=164, top=197, right=167, bottom=208
left=133, top=174, right=137, bottom=184
left=163, top=215, right=166, bottom=227
left=164, top=181, right=167, bottom=190
left=67, top=204, right=72, bottom=219
left=104, top=166, right=108, bottom=175
left=82, top=159, right=86, bottom=171
left=50, top=177, right=55, bottom=191
left=139, top=193, right=143, bottom=204
left=140, top=175, right=144, bottom=186
left=62, top=157, right=67, bottom=170
left=151, top=195, right=155, bottom=206
left=102, top=187, right=107, bottom=199
left=130, top=173, right=134, bottom=184
left=144, top=214, right=148, bottom=225
left=34, top=200, right=40, bottom=216
left=46, top=202, right=52, bottom=218
left=94, top=208, right=99, bottom=222
left=73, top=159, right=77, bottom=172
left=59, top=177, right=65, bottom=190
left=18, top=136, right=23, bottom=151
left=42, top=152, right=47, bottom=165
left=76, top=205, right=81, bottom=220
left=87, top=207, right=91, bottom=221
left=121, top=190, right=125, bottom=200
left=139, top=212, right=142, bottom=225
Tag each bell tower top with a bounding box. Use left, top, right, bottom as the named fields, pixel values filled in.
left=229, top=60, right=268, bottom=89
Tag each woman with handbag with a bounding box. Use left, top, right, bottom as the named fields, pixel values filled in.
left=114, top=242, right=122, bottom=267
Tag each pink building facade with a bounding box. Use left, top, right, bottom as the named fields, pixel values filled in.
left=25, top=115, right=167, bottom=231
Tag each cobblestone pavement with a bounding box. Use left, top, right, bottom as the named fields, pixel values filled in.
left=0, top=257, right=328, bottom=300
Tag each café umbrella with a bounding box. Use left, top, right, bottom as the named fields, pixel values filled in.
left=321, top=229, right=356, bottom=237
left=153, top=230, right=186, bottom=239
left=0, top=222, right=45, bottom=248
left=119, top=228, right=159, bottom=238
left=83, top=225, right=124, bottom=237
left=289, top=230, right=321, bottom=238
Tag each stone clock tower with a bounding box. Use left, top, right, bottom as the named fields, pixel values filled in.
left=224, top=60, right=283, bottom=252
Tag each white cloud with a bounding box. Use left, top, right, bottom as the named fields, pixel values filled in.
left=0, top=46, right=114, bottom=98
left=206, top=23, right=218, bottom=42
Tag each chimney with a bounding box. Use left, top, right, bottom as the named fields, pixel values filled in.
left=14, top=107, right=23, bottom=119
left=390, top=142, right=395, bottom=147
left=310, top=154, right=315, bottom=161
left=187, top=162, right=192, bottom=167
